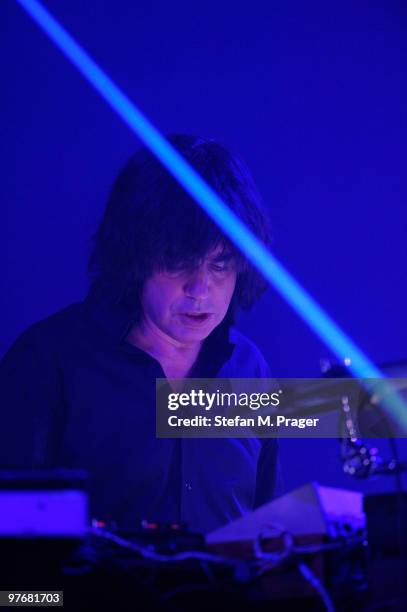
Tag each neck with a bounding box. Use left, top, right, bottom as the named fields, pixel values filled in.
left=126, top=316, right=202, bottom=378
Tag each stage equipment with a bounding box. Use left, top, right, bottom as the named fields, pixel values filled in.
left=0, top=470, right=88, bottom=537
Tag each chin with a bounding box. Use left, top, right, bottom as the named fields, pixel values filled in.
left=180, top=329, right=212, bottom=342
left=173, top=324, right=215, bottom=343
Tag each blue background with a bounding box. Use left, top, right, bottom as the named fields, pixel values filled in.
left=2, top=0, right=406, bottom=497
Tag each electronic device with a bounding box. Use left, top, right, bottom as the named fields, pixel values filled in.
left=0, top=470, right=88, bottom=538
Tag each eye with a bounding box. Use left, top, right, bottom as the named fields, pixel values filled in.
left=164, top=261, right=192, bottom=276
left=165, top=268, right=186, bottom=277
left=210, top=261, right=229, bottom=272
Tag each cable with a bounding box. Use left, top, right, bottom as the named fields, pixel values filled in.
left=297, top=561, right=336, bottom=612
left=91, top=525, right=368, bottom=611
left=90, top=527, right=240, bottom=567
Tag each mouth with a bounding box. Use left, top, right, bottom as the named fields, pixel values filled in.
left=178, top=312, right=213, bottom=326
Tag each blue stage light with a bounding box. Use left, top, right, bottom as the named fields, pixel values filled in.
left=16, top=0, right=407, bottom=431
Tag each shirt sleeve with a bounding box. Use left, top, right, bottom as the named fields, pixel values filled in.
left=0, top=324, right=62, bottom=468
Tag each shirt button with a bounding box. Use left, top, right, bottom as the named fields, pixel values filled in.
left=185, top=482, right=193, bottom=491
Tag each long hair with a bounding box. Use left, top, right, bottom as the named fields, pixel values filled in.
left=88, top=134, right=271, bottom=322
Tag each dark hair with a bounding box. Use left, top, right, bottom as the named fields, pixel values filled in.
left=88, top=134, right=271, bottom=322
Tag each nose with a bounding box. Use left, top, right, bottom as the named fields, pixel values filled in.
left=183, top=267, right=210, bottom=300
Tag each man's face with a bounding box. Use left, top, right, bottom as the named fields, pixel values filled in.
left=140, top=247, right=237, bottom=344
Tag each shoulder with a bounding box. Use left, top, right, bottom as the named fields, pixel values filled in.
left=223, top=327, right=272, bottom=378
left=1, top=302, right=86, bottom=361
left=33, top=302, right=86, bottom=335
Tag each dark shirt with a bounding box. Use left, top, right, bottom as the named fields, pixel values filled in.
left=0, top=295, right=278, bottom=533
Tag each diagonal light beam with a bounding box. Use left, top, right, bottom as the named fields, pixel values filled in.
left=15, top=0, right=407, bottom=432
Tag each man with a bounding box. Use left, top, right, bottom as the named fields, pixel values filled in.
left=0, top=135, right=278, bottom=533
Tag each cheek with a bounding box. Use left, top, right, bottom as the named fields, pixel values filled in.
left=142, top=278, right=180, bottom=319
left=217, top=274, right=237, bottom=309
left=228, top=271, right=238, bottom=293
